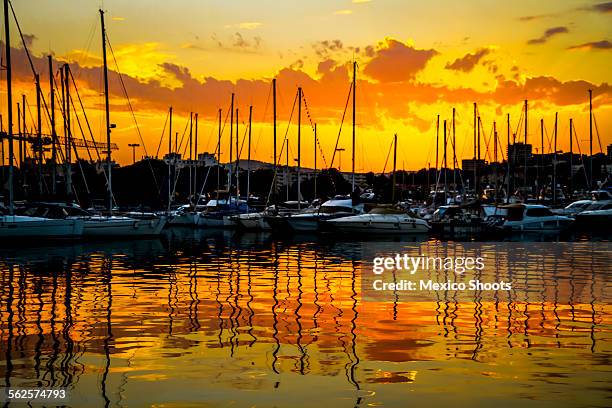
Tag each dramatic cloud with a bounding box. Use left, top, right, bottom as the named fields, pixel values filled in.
left=527, top=26, right=569, bottom=45
left=445, top=48, right=491, bottom=72
left=363, top=38, right=438, bottom=83
left=3, top=36, right=610, bottom=137
left=567, top=40, right=612, bottom=51
left=352, top=0, right=372, bottom=3
left=333, top=10, right=352, bottom=15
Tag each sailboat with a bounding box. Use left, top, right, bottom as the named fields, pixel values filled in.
left=80, top=10, right=167, bottom=237
left=0, top=0, right=84, bottom=240
left=286, top=62, right=363, bottom=233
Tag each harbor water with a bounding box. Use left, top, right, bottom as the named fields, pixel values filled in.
left=0, top=229, right=610, bottom=407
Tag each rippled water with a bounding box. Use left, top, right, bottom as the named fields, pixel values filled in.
left=0, top=229, right=610, bottom=407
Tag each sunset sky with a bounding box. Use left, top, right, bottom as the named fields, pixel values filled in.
left=3, top=0, right=611, bottom=171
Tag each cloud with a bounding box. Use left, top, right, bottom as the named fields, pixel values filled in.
left=527, top=26, right=569, bottom=45
left=445, top=47, right=491, bottom=72
left=363, top=38, right=438, bottom=83
left=312, top=39, right=344, bottom=58
left=518, top=14, right=554, bottom=22
left=4, top=35, right=610, bottom=138
left=111, top=16, right=126, bottom=21
left=224, top=22, right=262, bottom=30
left=334, top=10, right=353, bottom=15
left=586, top=2, right=612, bottom=13
left=567, top=40, right=612, bottom=51
left=352, top=0, right=372, bottom=3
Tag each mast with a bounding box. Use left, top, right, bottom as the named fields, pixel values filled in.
left=473, top=103, right=477, bottom=194
left=194, top=112, right=198, bottom=199
left=229, top=93, right=234, bottom=193
left=49, top=55, right=57, bottom=194
left=17, top=102, right=21, bottom=168
left=392, top=133, right=397, bottom=202
left=588, top=89, right=593, bottom=188
left=506, top=113, right=510, bottom=203
left=297, top=87, right=302, bottom=210
left=524, top=99, right=528, bottom=191
left=553, top=112, right=558, bottom=205
left=273, top=78, right=277, bottom=197
left=452, top=107, right=456, bottom=192
left=36, top=74, right=42, bottom=195
left=168, top=106, right=172, bottom=209
left=217, top=108, right=221, bottom=197
left=3, top=0, right=14, bottom=214
left=64, top=65, right=72, bottom=200
left=189, top=112, right=193, bottom=200
left=21, top=94, right=25, bottom=165
left=540, top=117, right=544, bottom=195
left=351, top=61, right=356, bottom=190
left=313, top=123, right=317, bottom=199
left=477, top=115, right=481, bottom=198
left=493, top=121, right=497, bottom=200
left=435, top=115, right=439, bottom=195
left=286, top=139, right=289, bottom=202
left=235, top=107, right=239, bottom=202
left=443, top=119, right=447, bottom=204
left=569, top=118, right=573, bottom=199
left=100, top=9, right=113, bottom=212
left=247, top=105, right=252, bottom=201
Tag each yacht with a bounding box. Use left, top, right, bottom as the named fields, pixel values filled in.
left=286, top=196, right=364, bottom=232
left=195, top=196, right=249, bottom=228
left=0, top=209, right=84, bottom=239
left=20, top=202, right=167, bottom=238
left=574, top=201, right=612, bottom=230
left=326, top=205, right=429, bottom=234
left=486, top=204, right=573, bottom=232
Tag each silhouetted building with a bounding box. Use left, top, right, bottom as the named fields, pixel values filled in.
left=608, top=144, right=612, bottom=161
left=508, top=143, right=532, bottom=162
left=461, top=159, right=486, bottom=172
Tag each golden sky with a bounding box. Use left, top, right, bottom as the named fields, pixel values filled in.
left=3, top=0, right=611, bottom=171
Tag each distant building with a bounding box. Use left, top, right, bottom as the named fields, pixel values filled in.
left=461, top=159, right=486, bottom=172
left=607, top=144, right=612, bottom=161
left=508, top=143, right=532, bottom=162
left=197, top=152, right=218, bottom=167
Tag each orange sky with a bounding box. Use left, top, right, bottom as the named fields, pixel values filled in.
left=2, top=0, right=611, bottom=171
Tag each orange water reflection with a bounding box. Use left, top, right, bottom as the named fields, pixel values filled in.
left=0, top=230, right=610, bottom=407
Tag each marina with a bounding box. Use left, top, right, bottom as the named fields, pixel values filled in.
left=0, top=1, right=610, bottom=407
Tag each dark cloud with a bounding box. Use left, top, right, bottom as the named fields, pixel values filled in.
left=363, top=39, right=438, bottom=83
left=313, top=40, right=344, bottom=58
left=445, top=48, right=491, bottom=72
left=527, top=26, right=569, bottom=45
left=587, top=2, right=612, bottom=13
left=518, top=14, right=554, bottom=22
left=567, top=40, right=612, bottom=51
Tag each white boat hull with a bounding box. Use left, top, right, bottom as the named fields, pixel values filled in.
left=328, top=214, right=430, bottom=234
left=0, top=216, right=84, bottom=239
left=83, top=216, right=167, bottom=237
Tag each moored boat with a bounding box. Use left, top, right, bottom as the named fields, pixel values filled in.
left=326, top=205, right=429, bottom=234
left=486, top=204, right=573, bottom=232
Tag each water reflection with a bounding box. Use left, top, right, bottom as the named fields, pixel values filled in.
left=0, top=229, right=610, bottom=407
